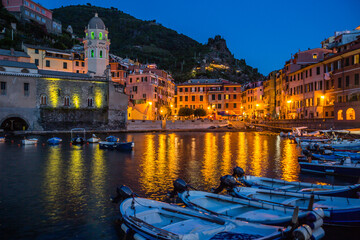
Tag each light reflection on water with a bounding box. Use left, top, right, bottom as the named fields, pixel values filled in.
left=0, top=131, right=355, bottom=239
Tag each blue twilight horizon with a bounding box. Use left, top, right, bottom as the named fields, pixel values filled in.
left=35, top=0, right=360, bottom=76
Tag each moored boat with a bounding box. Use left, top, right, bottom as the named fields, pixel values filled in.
left=105, top=136, right=119, bottom=142
left=71, top=128, right=86, bottom=145
left=21, top=138, right=38, bottom=145
left=99, top=141, right=117, bottom=149
left=230, top=186, right=360, bottom=227
left=116, top=186, right=316, bottom=240
left=87, top=134, right=101, bottom=143
left=0, top=136, right=5, bottom=142
left=116, top=141, right=134, bottom=151
left=47, top=137, right=62, bottom=145
left=299, top=159, right=360, bottom=177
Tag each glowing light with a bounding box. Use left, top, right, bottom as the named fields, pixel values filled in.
left=95, top=88, right=103, bottom=108
left=287, top=100, right=292, bottom=104
left=321, top=95, right=325, bottom=99
left=48, top=80, right=59, bottom=107
left=256, top=104, right=259, bottom=107
left=170, top=104, right=173, bottom=108
left=73, top=94, right=80, bottom=108
left=148, top=101, right=152, bottom=106
left=207, top=106, right=211, bottom=110
left=212, top=104, right=215, bottom=109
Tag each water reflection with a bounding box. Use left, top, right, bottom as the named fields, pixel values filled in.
left=68, top=145, right=85, bottom=212
left=281, top=139, right=300, bottom=181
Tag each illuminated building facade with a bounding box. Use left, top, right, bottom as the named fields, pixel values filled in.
left=126, top=64, right=175, bottom=120
left=175, top=79, right=242, bottom=118
left=241, top=82, right=264, bottom=119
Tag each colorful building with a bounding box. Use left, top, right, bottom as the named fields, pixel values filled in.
left=2, top=0, right=62, bottom=34
left=175, top=79, right=242, bottom=118
left=241, top=81, right=264, bottom=119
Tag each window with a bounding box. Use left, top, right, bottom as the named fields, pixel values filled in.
left=338, top=77, right=342, bottom=88
left=192, top=96, right=195, bottom=101
left=226, top=87, right=229, bottom=91
left=346, top=108, right=355, bottom=120
left=179, top=96, right=183, bottom=101
left=217, top=104, right=221, bottom=109
left=30, top=13, right=35, bottom=18
left=30, top=3, right=34, bottom=8
left=34, top=59, right=39, bottom=66
left=88, top=98, right=93, bottom=107
left=91, top=50, right=94, bottom=58
left=24, top=1, right=28, bottom=6
left=185, top=88, right=188, bottom=92
left=25, top=10, right=29, bottom=15
left=185, top=96, right=188, bottom=101
left=218, top=94, right=221, bottom=100
left=36, top=15, right=40, bottom=21
left=355, top=74, right=359, bottom=85
left=41, top=9, right=45, bottom=14
left=355, top=55, right=360, bottom=64
left=76, top=61, right=79, bottom=66
left=233, top=94, right=237, bottom=99
left=100, top=50, right=103, bottom=58
left=0, top=82, right=6, bottom=95
left=234, top=103, right=237, bottom=108
left=337, top=110, right=343, bottom=120
left=41, top=18, right=45, bottom=23
left=63, top=62, right=67, bottom=69
left=313, top=54, right=318, bottom=59
left=35, top=49, right=39, bottom=54
left=179, top=88, right=183, bottom=92
left=40, top=95, right=47, bottom=105
left=64, top=96, right=70, bottom=106
left=36, top=6, right=40, bottom=11
left=316, top=67, right=320, bottom=75
left=81, top=62, right=84, bottom=67
left=225, top=103, right=229, bottom=108
left=129, top=78, right=132, bottom=83
left=143, top=94, right=146, bottom=99
left=225, top=94, right=229, bottom=100
left=46, top=60, right=50, bottom=67
left=99, top=32, right=103, bottom=40
left=200, top=95, right=203, bottom=101
left=309, top=68, right=312, bottom=77
left=24, top=83, right=29, bottom=96
left=212, top=94, right=215, bottom=100
left=234, top=87, right=237, bottom=91
left=91, top=32, right=95, bottom=39
left=346, top=76, right=350, bottom=87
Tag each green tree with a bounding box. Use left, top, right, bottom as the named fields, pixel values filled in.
left=194, top=108, right=207, bottom=117
left=178, top=107, right=194, bottom=117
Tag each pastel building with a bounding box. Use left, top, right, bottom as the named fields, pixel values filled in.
left=2, top=0, right=62, bottom=34
left=126, top=64, right=175, bottom=120
left=175, top=79, right=242, bottom=118
left=0, top=48, right=30, bottom=62
left=241, top=81, right=264, bottom=118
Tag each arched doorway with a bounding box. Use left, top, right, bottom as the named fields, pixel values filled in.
left=0, top=117, right=29, bottom=131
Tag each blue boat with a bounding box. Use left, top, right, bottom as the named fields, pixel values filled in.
left=116, top=141, right=134, bottom=151
left=312, top=152, right=360, bottom=161
left=105, top=136, right=119, bottom=142
left=299, top=159, right=360, bottom=177
left=47, top=137, right=62, bottom=145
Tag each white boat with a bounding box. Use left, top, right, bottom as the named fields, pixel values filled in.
left=231, top=186, right=360, bottom=227
left=21, top=138, right=38, bottom=145
left=117, top=186, right=315, bottom=240
left=241, top=175, right=360, bottom=197
left=177, top=189, right=324, bottom=227
left=87, top=134, right=100, bottom=143
left=71, top=128, right=86, bottom=145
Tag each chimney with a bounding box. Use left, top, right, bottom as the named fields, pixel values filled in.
left=10, top=48, right=15, bottom=56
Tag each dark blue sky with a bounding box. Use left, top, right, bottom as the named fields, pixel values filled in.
left=37, top=0, right=360, bottom=75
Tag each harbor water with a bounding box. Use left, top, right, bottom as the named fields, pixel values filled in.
left=0, top=132, right=358, bottom=239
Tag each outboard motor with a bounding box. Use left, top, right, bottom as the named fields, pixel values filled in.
left=233, top=167, right=245, bottom=179
left=302, top=150, right=311, bottom=157
left=168, top=179, right=193, bottom=198
left=212, top=175, right=240, bottom=194
left=111, top=185, right=135, bottom=203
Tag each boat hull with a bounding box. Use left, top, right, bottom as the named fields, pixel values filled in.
left=300, top=162, right=360, bottom=177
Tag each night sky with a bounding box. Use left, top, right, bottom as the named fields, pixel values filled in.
left=37, top=0, right=360, bottom=75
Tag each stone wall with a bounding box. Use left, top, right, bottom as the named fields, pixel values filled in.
left=127, top=120, right=229, bottom=131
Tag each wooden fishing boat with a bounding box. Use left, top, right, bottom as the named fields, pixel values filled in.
left=118, top=189, right=315, bottom=240
left=241, top=175, right=360, bottom=198
left=231, top=187, right=360, bottom=227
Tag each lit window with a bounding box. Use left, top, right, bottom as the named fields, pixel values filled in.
left=100, top=50, right=102, bottom=58
left=91, top=32, right=95, bottom=39
left=338, top=110, right=343, bottom=120
left=355, top=55, right=359, bottom=64
left=346, top=108, right=355, bottom=120
left=91, top=50, right=94, bottom=58
left=99, top=32, right=103, bottom=40
left=1, top=81, right=7, bottom=95
left=88, top=98, right=93, bottom=107
left=313, top=54, right=318, bottom=59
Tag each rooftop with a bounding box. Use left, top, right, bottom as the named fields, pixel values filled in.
left=23, top=44, right=71, bottom=54
left=0, top=49, right=30, bottom=58
left=38, top=70, right=92, bottom=78
left=178, top=78, right=237, bottom=85
left=88, top=13, right=106, bottom=30
left=0, top=60, right=37, bottom=69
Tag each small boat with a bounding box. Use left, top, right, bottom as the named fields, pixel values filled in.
left=116, top=186, right=315, bottom=240
left=71, top=128, right=86, bottom=145
left=105, top=136, right=119, bottom=142
left=241, top=174, right=360, bottom=197
left=299, top=158, right=360, bottom=177
left=21, top=138, right=38, bottom=145
left=47, top=137, right=62, bottom=145
left=99, top=141, right=117, bottom=150
left=0, top=137, right=5, bottom=142
left=230, top=186, right=360, bottom=227
left=116, top=141, right=134, bottom=151
left=87, top=134, right=101, bottom=143
left=172, top=179, right=324, bottom=227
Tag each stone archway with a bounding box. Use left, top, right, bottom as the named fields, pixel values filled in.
left=0, top=116, right=29, bottom=131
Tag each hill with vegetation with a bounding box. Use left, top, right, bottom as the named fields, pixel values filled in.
left=0, top=2, right=263, bottom=83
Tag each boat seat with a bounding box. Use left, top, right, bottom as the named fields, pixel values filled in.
left=162, top=219, right=219, bottom=235
left=278, top=185, right=295, bottom=190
